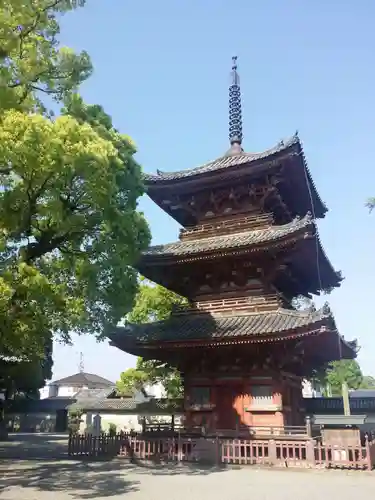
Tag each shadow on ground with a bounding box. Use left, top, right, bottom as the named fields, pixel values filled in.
left=0, top=460, right=139, bottom=499
left=0, top=458, right=229, bottom=498
left=0, top=433, right=69, bottom=459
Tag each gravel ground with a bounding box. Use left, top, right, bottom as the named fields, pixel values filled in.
left=1, top=458, right=375, bottom=500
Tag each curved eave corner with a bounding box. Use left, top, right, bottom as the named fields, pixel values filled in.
left=314, top=227, right=343, bottom=293
left=295, top=137, right=328, bottom=220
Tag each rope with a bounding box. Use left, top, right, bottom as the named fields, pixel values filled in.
left=298, top=146, right=342, bottom=360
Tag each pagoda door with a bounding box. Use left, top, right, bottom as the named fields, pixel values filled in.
left=216, top=385, right=242, bottom=430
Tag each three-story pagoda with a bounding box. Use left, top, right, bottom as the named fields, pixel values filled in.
left=108, top=58, right=356, bottom=431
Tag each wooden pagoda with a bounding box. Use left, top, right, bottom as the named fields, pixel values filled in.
left=108, top=57, right=356, bottom=432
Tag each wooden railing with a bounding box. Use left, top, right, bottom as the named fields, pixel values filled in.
left=142, top=423, right=308, bottom=438
left=179, top=213, right=274, bottom=241
left=68, top=433, right=375, bottom=470
left=304, top=397, right=375, bottom=414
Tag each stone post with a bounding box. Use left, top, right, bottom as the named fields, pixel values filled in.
left=268, top=439, right=277, bottom=466
left=306, top=439, right=315, bottom=467
left=305, top=416, right=312, bottom=438
left=342, top=382, right=351, bottom=416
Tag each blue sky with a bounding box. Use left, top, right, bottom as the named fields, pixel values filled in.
left=52, top=0, right=375, bottom=382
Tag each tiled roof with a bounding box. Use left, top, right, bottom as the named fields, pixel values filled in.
left=71, top=398, right=139, bottom=411
left=6, top=397, right=75, bottom=413
left=108, top=306, right=336, bottom=346
left=51, top=372, right=114, bottom=387
left=69, top=397, right=183, bottom=414
left=145, top=135, right=300, bottom=182
left=349, top=390, right=375, bottom=398
left=143, top=214, right=313, bottom=259
left=136, top=398, right=183, bottom=414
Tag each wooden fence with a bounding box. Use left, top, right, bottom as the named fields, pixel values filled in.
left=68, top=433, right=375, bottom=470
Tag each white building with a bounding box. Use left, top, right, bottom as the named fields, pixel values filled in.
left=302, top=379, right=323, bottom=398
left=39, top=372, right=115, bottom=399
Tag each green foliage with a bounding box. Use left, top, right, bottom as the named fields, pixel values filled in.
left=0, top=2, right=150, bottom=360
left=108, top=422, right=117, bottom=436
left=0, top=0, right=91, bottom=113
left=359, top=375, right=375, bottom=389
left=366, top=197, right=375, bottom=212
left=128, top=278, right=188, bottom=324
left=117, top=281, right=186, bottom=398
left=324, top=360, right=364, bottom=395
left=0, top=105, right=150, bottom=357
left=0, top=338, right=53, bottom=399
left=68, top=406, right=83, bottom=435
left=116, top=367, right=148, bottom=396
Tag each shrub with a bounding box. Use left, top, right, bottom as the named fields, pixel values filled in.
left=108, top=422, right=117, bottom=436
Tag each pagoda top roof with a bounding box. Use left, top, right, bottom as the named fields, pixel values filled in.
left=107, top=306, right=356, bottom=360
left=144, top=133, right=327, bottom=222
left=145, top=134, right=300, bottom=183
left=143, top=212, right=313, bottom=260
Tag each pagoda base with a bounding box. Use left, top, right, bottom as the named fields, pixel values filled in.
left=184, top=371, right=305, bottom=432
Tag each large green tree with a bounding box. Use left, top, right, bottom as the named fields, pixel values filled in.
left=324, top=360, right=363, bottom=396
left=320, top=360, right=375, bottom=396
left=0, top=1, right=150, bottom=361
left=116, top=280, right=187, bottom=399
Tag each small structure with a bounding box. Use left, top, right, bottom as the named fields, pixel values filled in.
left=107, top=57, right=357, bottom=435
left=40, top=372, right=114, bottom=399
left=6, top=382, right=183, bottom=433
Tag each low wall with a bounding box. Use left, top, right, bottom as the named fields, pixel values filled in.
left=68, top=433, right=375, bottom=470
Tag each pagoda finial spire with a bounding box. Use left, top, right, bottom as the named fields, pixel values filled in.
left=228, top=56, right=243, bottom=151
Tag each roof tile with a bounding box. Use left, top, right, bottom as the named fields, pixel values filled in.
left=109, top=306, right=335, bottom=345
left=145, top=135, right=300, bottom=182
left=143, top=214, right=313, bottom=259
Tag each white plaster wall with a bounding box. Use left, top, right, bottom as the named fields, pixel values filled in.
left=302, top=379, right=323, bottom=398
left=79, top=412, right=143, bottom=433
left=39, top=386, right=50, bottom=400
left=57, top=385, right=84, bottom=397
left=39, top=384, right=83, bottom=399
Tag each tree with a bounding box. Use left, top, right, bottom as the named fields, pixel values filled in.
left=0, top=0, right=91, bottom=114
left=324, top=360, right=363, bottom=396
left=127, top=278, right=187, bottom=324
left=0, top=2, right=150, bottom=359
left=0, top=102, right=150, bottom=357
left=359, top=375, right=375, bottom=390
left=366, top=198, right=375, bottom=212
left=116, top=281, right=187, bottom=398
left=0, top=340, right=53, bottom=400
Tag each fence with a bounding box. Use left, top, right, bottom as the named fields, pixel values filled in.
left=68, top=433, right=375, bottom=470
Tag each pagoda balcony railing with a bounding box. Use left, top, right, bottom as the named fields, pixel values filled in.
left=175, top=295, right=280, bottom=316
left=185, top=403, right=216, bottom=412
left=304, top=397, right=375, bottom=414
left=245, top=403, right=283, bottom=412
left=179, top=213, right=274, bottom=241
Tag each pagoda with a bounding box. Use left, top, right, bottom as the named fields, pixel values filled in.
left=108, top=57, right=356, bottom=432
